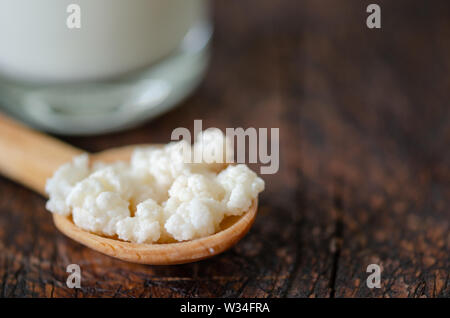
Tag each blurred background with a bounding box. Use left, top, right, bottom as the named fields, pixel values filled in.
left=0, top=0, right=449, bottom=297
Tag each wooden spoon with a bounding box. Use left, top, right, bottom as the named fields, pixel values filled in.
left=0, top=114, right=258, bottom=264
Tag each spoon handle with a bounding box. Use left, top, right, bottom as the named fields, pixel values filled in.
left=0, top=114, right=83, bottom=196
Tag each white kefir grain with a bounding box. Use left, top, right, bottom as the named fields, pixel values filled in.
left=46, top=131, right=264, bottom=243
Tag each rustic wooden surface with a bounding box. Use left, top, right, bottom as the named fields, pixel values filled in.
left=0, top=0, right=449, bottom=297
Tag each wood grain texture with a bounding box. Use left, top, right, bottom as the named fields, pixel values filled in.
left=0, top=0, right=449, bottom=297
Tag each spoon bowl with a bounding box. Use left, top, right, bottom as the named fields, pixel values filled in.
left=53, top=202, right=257, bottom=265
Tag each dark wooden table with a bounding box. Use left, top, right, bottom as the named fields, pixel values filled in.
left=0, top=0, right=449, bottom=298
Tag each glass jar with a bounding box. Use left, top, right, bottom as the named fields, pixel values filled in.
left=0, top=0, right=211, bottom=135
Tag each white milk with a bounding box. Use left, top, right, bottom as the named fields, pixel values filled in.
left=0, top=0, right=207, bottom=83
